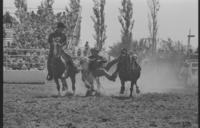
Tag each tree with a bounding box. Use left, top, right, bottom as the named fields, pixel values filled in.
left=14, top=0, right=27, bottom=11
left=91, top=0, right=107, bottom=50
left=118, top=0, right=134, bottom=50
left=14, top=0, right=27, bottom=23
left=3, top=12, right=12, bottom=24
left=37, top=0, right=54, bottom=23
left=109, top=0, right=134, bottom=57
left=65, top=0, right=82, bottom=47
left=147, top=0, right=160, bottom=53
left=109, top=42, right=124, bottom=57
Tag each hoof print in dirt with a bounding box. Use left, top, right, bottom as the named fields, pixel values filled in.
left=100, top=118, right=110, bottom=122
left=169, top=121, right=192, bottom=127
left=52, top=95, right=59, bottom=98
left=66, top=123, right=76, bottom=128
left=149, top=121, right=157, bottom=127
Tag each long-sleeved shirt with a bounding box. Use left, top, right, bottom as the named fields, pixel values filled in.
left=48, top=30, right=67, bottom=56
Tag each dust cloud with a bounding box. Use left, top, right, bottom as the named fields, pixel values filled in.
left=98, top=60, right=187, bottom=96
left=138, top=61, right=184, bottom=93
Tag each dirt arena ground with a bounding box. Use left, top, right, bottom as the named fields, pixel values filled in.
left=3, top=64, right=198, bottom=128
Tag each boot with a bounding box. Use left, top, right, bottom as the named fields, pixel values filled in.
left=107, top=75, right=116, bottom=81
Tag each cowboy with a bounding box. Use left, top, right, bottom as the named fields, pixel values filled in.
left=111, top=48, right=129, bottom=81
left=88, top=47, right=115, bottom=81
left=130, top=53, right=141, bottom=72
left=113, top=49, right=141, bottom=80
left=83, top=41, right=90, bottom=56
left=46, top=22, right=78, bottom=80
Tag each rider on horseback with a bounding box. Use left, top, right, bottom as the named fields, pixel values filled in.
left=47, top=22, right=79, bottom=80
left=111, top=48, right=141, bottom=81
left=88, top=47, right=115, bottom=81
left=130, top=52, right=141, bottom=72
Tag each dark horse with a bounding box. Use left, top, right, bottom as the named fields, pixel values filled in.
left=51, top=42, right=77, bottom=96
left=106, top=52, right=141, bottom=97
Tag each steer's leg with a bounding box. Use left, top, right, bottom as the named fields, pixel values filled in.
left=95, top=69, right=115, bottom=81
left=61, top=78, right=68, bottom=91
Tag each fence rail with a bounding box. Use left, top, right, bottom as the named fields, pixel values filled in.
left=3, top=48, right=48, bottom=71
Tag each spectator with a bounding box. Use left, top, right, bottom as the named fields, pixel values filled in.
left=77, top=48, right=81, bottom=57
left=83, top=41, right=90, bottom=56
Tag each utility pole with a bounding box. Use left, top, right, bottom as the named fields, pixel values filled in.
left=187, top=29, right=195, bottom=56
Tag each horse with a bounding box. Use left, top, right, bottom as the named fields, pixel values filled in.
left=50, top=42, right=77, bottom=96
left=108, top=53, right=141, bottom=97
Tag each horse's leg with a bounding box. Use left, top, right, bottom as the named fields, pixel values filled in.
left=61, top=78, right=68, bottom=91
left=70, top=75, right=76, bottom=95
left=85, top=81, right=94, bottom=96
left=95, top=78, right=101, bottom=95
left=120, top=80, right=125, bottom=94
left=135, top=81, right=140, bottom=94
left=96, top=78, right=101, bottom=94
left=130, top=81, right=134, bottom=97
left=54, top=78, right=61, bottom=96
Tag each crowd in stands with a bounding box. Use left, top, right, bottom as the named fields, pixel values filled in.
left=3, top=10, right=73, bottom=70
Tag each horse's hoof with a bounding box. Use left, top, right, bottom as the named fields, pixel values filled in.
left=85, top=90, right=91, bottom=96
left=130, top=96, right=134, bottom=99
left=95, top=92, right=101, bottom=96
left=62, top=90, right=67, bottom=96
left=120, top=91, right=124, bottom=94
left=136, top=89, right=140, bottom=94
left=60, top=93, right=65, bottom=97
left=58, top=92, right=61, bottom=97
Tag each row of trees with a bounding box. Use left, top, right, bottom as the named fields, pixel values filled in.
left=108, top=0, right=194, bottom=59
left=4, top=0, right=106, bottom=51
left=90, top=0, right=160, bottom=56
left=4, top=0, right=190, bottom=58
left=4, top=0, right=160, bottom=53
left=4, top=0, right=81, bottom=49
left=108, top=0, right=160, bottom=57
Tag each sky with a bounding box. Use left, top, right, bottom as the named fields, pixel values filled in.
left=3, top=0, right=198, bottom=50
